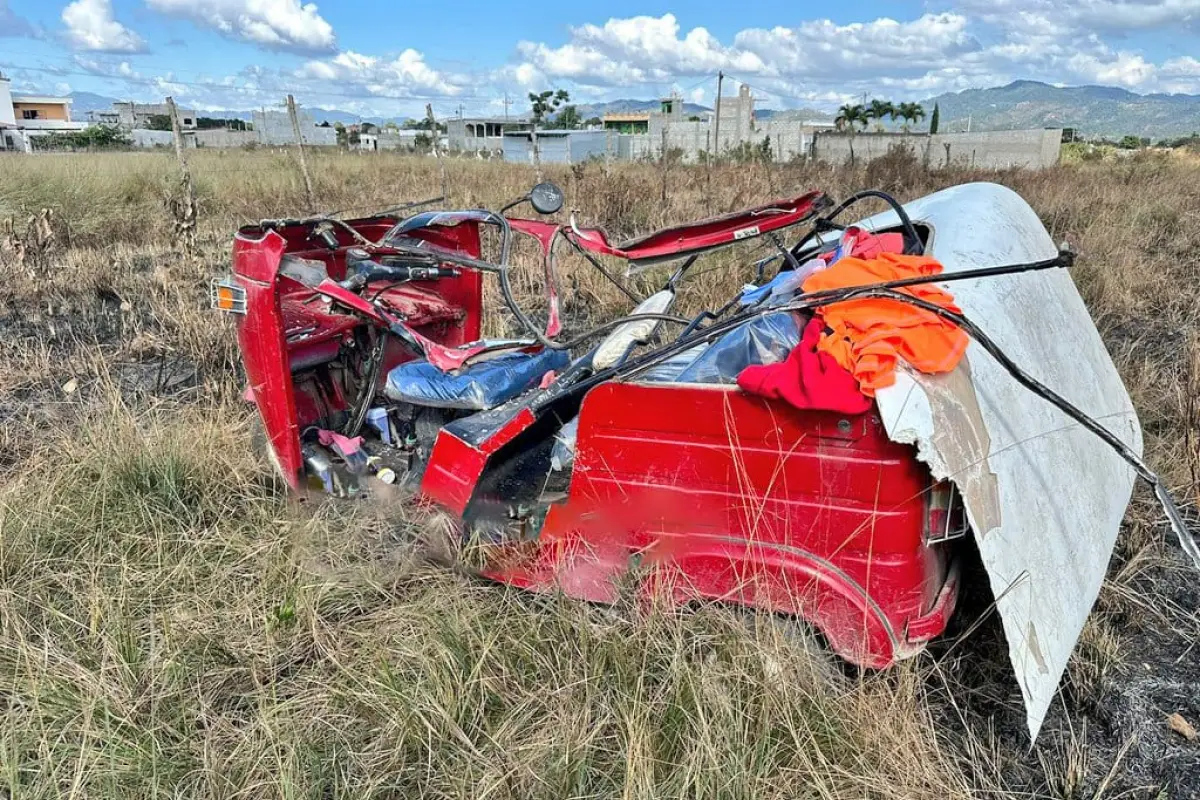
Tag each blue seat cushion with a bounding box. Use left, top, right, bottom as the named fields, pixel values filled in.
left=384, top=348, right=570, bottom=410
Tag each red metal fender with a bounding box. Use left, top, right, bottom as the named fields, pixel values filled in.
left=482, top=381, right=955, bottom=668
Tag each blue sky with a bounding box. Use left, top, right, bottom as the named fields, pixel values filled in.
left=1, top=0, right=1199, bottom=118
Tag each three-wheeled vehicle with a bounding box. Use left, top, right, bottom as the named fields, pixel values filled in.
left=215, top=181, right=1189, bottom=738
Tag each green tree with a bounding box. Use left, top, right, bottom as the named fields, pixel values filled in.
left=34, top=125, right=132, bottom=151
left=895, top=102, right=925, bottom=132
left=401, top=117, right=445, bottom=132
left=867, top=99, right=895, bottom=131
left=835, top=103, right=869, bottom=164
left=145, top=114, right=173, bottom=131
left=1118, top=134, right=1143, bottom=150
left=834, top=103, right=868, bottom=132
left=555, top=105, right=582, bottom=129
left=929, top=103, right=940, bottom=134
left=529, top=89, right=570, bottom=125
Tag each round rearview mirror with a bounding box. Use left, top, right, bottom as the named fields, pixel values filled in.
left=529, top=182, right=564, bottom=215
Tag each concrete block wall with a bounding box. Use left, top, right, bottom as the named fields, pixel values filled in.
left=129, top=129, right=180, bottom=148
left=192, top=129, right=256, bottom=148
left=812, top=129, right=1062, bottom=169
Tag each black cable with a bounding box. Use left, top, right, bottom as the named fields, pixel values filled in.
left=342, top=331, right=386, bottom=437
left=541, top=258, right=1193, bottom=568
left=828, top=288, right=1196, bottom=569
left=791, top=189, right=924, bottom=257
left=564, top=234, right=642, bottom=304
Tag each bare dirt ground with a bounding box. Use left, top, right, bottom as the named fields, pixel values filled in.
left=1, top=149, right=1198, bottom=799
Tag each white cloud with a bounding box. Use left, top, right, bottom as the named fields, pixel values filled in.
left=515, top=14, right=766, bottom=87
left=954, top=0, right=1200, bottom=32
left=505, top=8, right=1200, bottom=104
left=38, top=6, right=1200, bottom=117
left=733, top=13, right=979, bottom=78
left=297, top=49, right=462, bottom=96
left=62, top=0, right=146, bottom=52
left=1066, top=50, right=1158, bottom=87
left=512, top=12, right=984, bottom=97
left=145, top=0, right=336, bottom=53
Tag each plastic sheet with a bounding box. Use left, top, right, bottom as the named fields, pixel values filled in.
left=738, top=258, right=825, bottom=306
left=673, top=311, right=804, bottom=384
left=552, top=312, right=805, bottom=471
left=550, top=417, right=579, bottom=472
left=638, top=343, right=710, bottom=383
left=385, top=348, right=569, bottom=410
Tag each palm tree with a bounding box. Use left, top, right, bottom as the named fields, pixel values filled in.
left=834, top=103, right=868, bottom=133
left=834, top=103, right=869, bottom=163
left=896, top=102, right=926, bottom=133
left=867, top=99, right=896, bottom=131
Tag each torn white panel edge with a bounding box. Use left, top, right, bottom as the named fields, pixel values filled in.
left=857, top=182, right=1142, bottom=739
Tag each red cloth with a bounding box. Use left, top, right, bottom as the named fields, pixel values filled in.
left=820, top=227, right=906, bottom=263
left=737, top=317, right=872, bottom=414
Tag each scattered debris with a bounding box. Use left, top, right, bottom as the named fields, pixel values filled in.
left=60, top=378, right=78, bottom=395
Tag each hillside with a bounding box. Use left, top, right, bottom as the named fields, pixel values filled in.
left=923, top=80, right=1200, bottom=138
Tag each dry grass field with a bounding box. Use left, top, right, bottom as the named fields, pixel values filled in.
left=0, top=148, right=1198, bottom=799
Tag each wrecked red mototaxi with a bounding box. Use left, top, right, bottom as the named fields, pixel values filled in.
left=214, top=181, right=1195, bottom=738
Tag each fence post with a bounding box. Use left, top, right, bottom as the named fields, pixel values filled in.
left=705, top=129, right=712, bottom=191
left=660, top=127, right=669, bottom=208
left=165, top=96, right=196, bottom=254
left=531, top=127, right=542, bottom=181
left=286, top=94, right=316, bottom=212
left=426, top=104, right=448, bottom=202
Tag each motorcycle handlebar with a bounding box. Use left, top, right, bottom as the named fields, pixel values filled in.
left=338, top=263, right=459, bottom=292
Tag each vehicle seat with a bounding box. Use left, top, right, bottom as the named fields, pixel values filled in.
left=384, top=348, right=569, bottom=410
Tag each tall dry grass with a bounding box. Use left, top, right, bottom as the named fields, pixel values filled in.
left=1, top=148, right=1198, bottom=798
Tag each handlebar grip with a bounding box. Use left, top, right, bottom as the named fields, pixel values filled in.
left=403, top=265, right=459, bottom=281
left=339, top=262, right=459, bottom=292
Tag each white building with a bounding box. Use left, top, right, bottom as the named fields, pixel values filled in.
left=0, top=73, right=87, bottom=152
left=448, top=117, right=532, bottom=153
left=110, top=101, right=197, bottom=130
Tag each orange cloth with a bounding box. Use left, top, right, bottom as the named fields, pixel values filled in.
left=802, top=252, right=968, bottom=396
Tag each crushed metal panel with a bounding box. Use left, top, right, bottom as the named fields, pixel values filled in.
left=860, top=183, right=1141, bottom=738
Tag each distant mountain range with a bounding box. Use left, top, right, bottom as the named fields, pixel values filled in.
left=66, top=91, right=390, bottom=125
left=66, top=81, right=1200, bottom=137
left=571, top=99, right=709, bottom=119
left=922, top=80, right=1200, bottom=138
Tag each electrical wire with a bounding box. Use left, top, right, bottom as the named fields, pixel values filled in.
left=533, top=256, right=1194, bottom=569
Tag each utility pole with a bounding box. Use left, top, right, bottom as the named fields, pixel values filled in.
left=165, top=96, right=196, bottom=254
left=287, top=94, right=316, bottom=212
left=713, top=71, right=724, bottom=161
